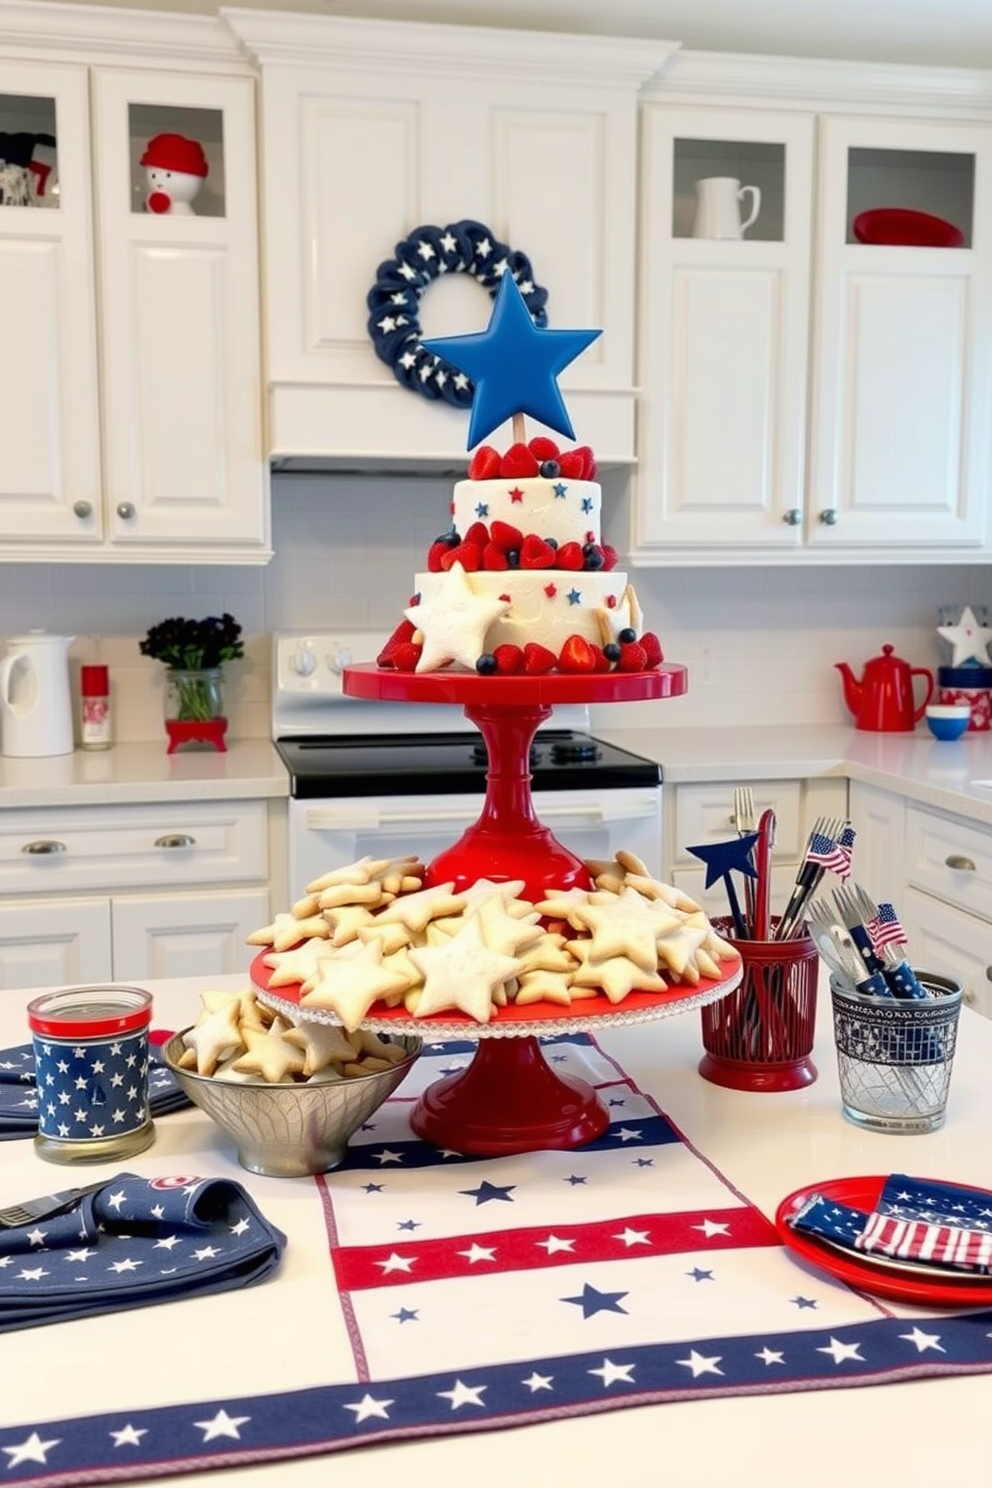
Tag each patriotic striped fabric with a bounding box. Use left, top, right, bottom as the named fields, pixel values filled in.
left=806, top=832, right=849, bottom=876
left=865, top=902, right=909, bottom=952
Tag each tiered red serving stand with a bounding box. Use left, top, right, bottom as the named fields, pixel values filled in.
left=253, top=663, right=742, bottom=1156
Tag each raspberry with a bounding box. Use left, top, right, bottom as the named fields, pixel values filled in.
left=376, top=618, right=417, bottom=667
left=440, top=541, right=482, bottom=572
left=590, top=644, right=612, bottom=673
left=493, top=643, right=525, bottom=675
left=559, top=635, right=598, bottom=673
left=468, top=445, right=501, bottom=480
left=523, top=642, right=557, bottom=675
left=640, top=631, right=664, bottom=667
left=554, top=541, right=585, bottom=571
left=527, top=436, right=560, bottom=463
left=618, top=642, right=648, bottom=672
left=427, top=540, right=449, bottom=572
left=573, top=445, right=598, bottom=479
left=489, top=520, right=523, bottom=554
left=481, top=542, right=510, bottom=570
left=500, top=442, right=540, bottom=478
left=519, top=534, right=557, bottom=569
left=464, top=520, right=490, bottom=547
left=392, top=641, right=422, bottom=672
left=601, top=544, right=619, bottom=571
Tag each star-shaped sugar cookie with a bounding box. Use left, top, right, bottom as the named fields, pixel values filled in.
left=301, top=940, right=413, bottom=1031
left=246, top=912, right=309, bottom=952
left=408, top=918, right=523, bottom=1023
left=471, top=893, right=543, bottom=958
left=569, top=886, right=679, bottom=974
left=263, top=935, right=331, bottom=989
left=180, top=1000, right=247, bottom=1076
left=233, top=1027, right=306, bottom=1084
left=375, top=882, right=466, bottom=935
left=570, top=954, right=668, bottom=1005
left=406, top=562, right=511, bottom=673
left=283, top=1020, right=358, bottom=1076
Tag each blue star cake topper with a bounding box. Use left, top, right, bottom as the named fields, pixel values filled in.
left=422, top=273, right=601, bottom=449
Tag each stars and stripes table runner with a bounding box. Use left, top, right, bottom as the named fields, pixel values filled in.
left=2, top=1033, right=992, bottom=1487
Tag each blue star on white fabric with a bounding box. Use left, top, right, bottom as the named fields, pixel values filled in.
left=459, top=1180, right=516, bottom=1206
left=562, top=1282, right=628, bottom=1318
left=422, top=273, right=601, bottom=447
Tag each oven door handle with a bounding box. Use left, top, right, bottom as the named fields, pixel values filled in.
left=302, top=798, right=658, bottom=832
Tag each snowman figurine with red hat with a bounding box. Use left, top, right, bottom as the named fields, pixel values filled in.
left=139, top=132, right=208, bottom=215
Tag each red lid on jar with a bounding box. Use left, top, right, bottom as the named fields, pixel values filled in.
left=80, top=664, right=109, bottom=695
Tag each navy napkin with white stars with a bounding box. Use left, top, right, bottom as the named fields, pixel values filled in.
left=790, top=1173, right=992, bottom=1274
left=0, top=1172, right=285, bottom=1331
left=0, top=1038, right=190, bottom=1139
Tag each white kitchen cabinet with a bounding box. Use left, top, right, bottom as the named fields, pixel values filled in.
left=0, top=5, right=270, bottom=563
left=666, top=774, right=848, bottom=920
left=633, top=56, right=992, bottom=566
left=0, top=798, right=271, bottom=990
left=224, top=9, right=675, bottom=467
left=846, top=779, right=906, bottom=901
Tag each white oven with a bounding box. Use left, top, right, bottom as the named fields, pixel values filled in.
left=272, top=634, right=663, bottom=901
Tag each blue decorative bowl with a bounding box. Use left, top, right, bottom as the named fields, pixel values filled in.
left=926, top=705, right=971, bottom=741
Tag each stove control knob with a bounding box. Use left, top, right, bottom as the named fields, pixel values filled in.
left=289, top=645, right=316, bottom=678
left=328, top=644, right=353, bottom=675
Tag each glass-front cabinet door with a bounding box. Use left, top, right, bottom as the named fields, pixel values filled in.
left=0, top=61, right=103, bottom=541
left=634, top=107, right=815, bottom=559
left=809, top=115, right=992, bottom=549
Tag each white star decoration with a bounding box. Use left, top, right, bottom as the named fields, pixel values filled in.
left=437, top=1379, right=487, bottom=1410
left=344, top=1393, right=394, bottom=1422
left=406, top=562, right=510, bottom=673
left=2, top=1431, right=61, bottom=1467
left=194, top=1409, right=251, bottom=1442
left=938, top=604, right=992, bottom=666
left=588, top=1357, right=636, bottom=1387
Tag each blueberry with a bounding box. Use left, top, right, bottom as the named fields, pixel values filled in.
left=539, top=459, right=561, bottom=478
left=618, top=627, right=637, bottom=644
left=545, top=536, right=558, bottom=550
left=476, top=653, right=497, bottom=675
left=436, top=528, right=460, bottom=547
left=604, top=643, right=621, bottom=663
left=506, top=549, right=520, bottom=568
left=583, top=547, right=604, bottom=570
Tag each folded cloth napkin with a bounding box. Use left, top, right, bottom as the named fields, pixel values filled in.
left=0, top=1037, right=191, bottom=1139
left=0, top=1172, right=286, bottom=1330
left=789, top=1173, right=992, bottom=1275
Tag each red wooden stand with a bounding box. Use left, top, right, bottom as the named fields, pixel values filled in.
left=259, top=662, right=720, bottom=1156
left=165, top=717, right=228, bottom=753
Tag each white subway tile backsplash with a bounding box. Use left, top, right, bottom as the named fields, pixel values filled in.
left=0, top=469, right=987, bottom=742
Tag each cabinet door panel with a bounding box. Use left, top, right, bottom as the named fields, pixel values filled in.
left=112, top=890, right=269, bottom=982
left=903, top=887, right=992, bottom=1019
left=0, top=898, right=110, bottom=990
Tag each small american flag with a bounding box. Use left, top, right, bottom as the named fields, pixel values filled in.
left=806, top=831, right=848, bottom=876
left=834, top=823, right=856, bottom=880
left=866, top=901, right=908, bottom=952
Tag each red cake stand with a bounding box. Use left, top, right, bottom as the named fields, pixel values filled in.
left=254, top=663, right=742, bottom=1157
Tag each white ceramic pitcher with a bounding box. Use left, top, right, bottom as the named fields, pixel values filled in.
left=691, top=176, right=762, bottom=240
left=0, top=632, right=75, bottom=758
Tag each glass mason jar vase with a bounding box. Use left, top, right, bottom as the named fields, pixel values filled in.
left=163, top=668, right=228, bottom=753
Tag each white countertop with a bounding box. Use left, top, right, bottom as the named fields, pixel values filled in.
left=0, top=739, right=289, bottom=809
left=0, top=971, right=989, bottom=1488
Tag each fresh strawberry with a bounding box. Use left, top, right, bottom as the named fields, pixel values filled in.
left=427, top=540, right=450, bottom=572
left=617, top=641, right=648, bottom=673
left=440, top=541, right=482, bottom=572
left=554, top=541, right=585, bottom=571
left=500, top=442, right=540, bottom=478
left=573, top=445, right=598, bottom=479
left=590, top=643, right=612, bottom=673
left=468, top=445, right=502, bottom=480
left=639, top=631, right=664, bottom=667
left=556, top=449, right=585, bottom=479
left=493, top=643, right=525, bottom=675
left=523, top=642, right=557, bottom=675
left=558, top=635, right=598, bottom=673
left=489, top=519, right=523, bottom=554
left=519, top=534, right=557, bottom=569
left=392, top=641, right=422, bottom=672
left=481, top=541, right=510, bottom=570
left=601, top=544, right=619, bottom=572
left=464, top=521, right=490, bottom=547
left=376, top=618, right=417, bottom=667
left=527, top=436, right=560, bottom=463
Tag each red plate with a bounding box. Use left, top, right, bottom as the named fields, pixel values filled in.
left=776, top=1175, right=992, bottom=1307
left=852, top=207, right=964, bottom=248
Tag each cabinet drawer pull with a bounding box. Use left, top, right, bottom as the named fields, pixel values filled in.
left=986, top=966, right=992, bottom=983
left=116, top=501, right=136, bottom=520
left=945, top=854, right=976, bottom=871
left=21, top=839, right=67, bottom=855
left=154, top=834, right=196, bottom=850
left=72, top=500, right=92, bottom=519
left=783, top=508, right=802, bottom=526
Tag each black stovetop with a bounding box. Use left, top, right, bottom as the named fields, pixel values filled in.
left=275, top=730, right=662, bottom=799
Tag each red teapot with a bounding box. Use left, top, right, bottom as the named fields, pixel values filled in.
left=835, top=644, right=934, bottom=732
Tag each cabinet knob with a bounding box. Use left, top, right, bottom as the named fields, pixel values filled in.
left=154, top=834, right=196, bottom=850
left=21, top=839, right=67, bottom=855
left=72, top=500, right=93, bottom=519
left=782, top=508, right=802, bottom=526
left=985, top=965, right=992, bottom=983
left=945, top=854, right=976, bottom=871
left=818, top=509, right=838, bottom=526
left=116, top=502, right=136, bottom=520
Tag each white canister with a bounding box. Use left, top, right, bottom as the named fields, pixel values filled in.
left=0, top=631, right=75, bottom=758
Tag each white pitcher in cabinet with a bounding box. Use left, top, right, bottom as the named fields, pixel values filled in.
left=0, top=632, right=75, bottom=758
left=691, top=176, right=762, bottom=240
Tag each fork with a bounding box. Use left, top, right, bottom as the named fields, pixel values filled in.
left=0, top=1180, right=108, bottom=1229
left=733, top=785, right=757, bottom=933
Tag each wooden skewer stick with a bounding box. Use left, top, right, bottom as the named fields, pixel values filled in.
left=512, top=412, right=526, bottom=445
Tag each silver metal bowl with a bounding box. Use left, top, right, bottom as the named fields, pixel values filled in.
left=162, top=1031, right=422, bottom=1177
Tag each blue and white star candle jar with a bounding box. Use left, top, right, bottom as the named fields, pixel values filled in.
left=28, top=985, right=155, bottom=1164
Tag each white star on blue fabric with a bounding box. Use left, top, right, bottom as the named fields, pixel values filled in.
left=422, top=273, right=601, bottom=447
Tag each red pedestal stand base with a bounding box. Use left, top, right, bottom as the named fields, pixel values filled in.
left=697, top=1051, right=818, bottom=1092
left=410, top=1036, right=609, bottom=1155
left=165, top=718, right=228, bottom=754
